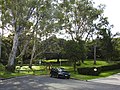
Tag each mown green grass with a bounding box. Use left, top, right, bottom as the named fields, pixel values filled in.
left=43, top=59, right=68, bottom=63
left=80, top=60, right=111, bottom=68
left=70, top=69, right=120, bottom=80
left=49, top=60, right=120, bottom=80
left=15, top=65, right=50, bottom=76
left=0, top=64, right=50, bottom=79
left=0, top=60, right=120, bottom=80
left=16, top=65, right=46, bottom=70
left=55, top=65, right=120, bottom=80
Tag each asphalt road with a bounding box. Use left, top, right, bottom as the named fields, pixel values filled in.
left=0, top=75, right=120, bottom=90
left=90, top=73, right=120, bottom=85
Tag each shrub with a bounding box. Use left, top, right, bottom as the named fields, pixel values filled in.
left=0, top=63, right=5, bottom=71
left=77, top=67, right=101, bottom=76
left=77, top=63, right=120, bottom=76
left=100, top=63, right=120, bottom=72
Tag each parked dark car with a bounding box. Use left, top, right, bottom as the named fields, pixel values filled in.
left=50, top=68, right=70, bottom=79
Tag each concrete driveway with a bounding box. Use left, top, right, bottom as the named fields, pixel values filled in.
left=0, top=75, right=120, bottom=90
left=89, top=73, right=120, bottom=85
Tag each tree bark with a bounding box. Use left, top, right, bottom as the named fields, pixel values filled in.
left=16, top=31, right=34, bottom=66
left=73, top=60, right=77, bottom=73
left=0, top=28, right=3, bottom=59
left=94, top=45, right=97, bottom=65
left=6, top=32, right=19, bottom=72
left=0, top=33, right=2, bottom=59
left=29, top=39, right=36, bottom=68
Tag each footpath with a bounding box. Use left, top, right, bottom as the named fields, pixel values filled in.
left=90, top=73, right=120, bottom=85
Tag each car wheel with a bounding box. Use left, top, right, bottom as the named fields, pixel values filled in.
left=67, top=77, right=70, bottom=79
left=50, top=74, right=53, bottom=77
left=57, top=75, right=59, bottom=78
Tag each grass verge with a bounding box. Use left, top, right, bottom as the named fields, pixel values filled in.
left=70, top=69, right=120, bottom=80
left=1, top=60, right=120, bottom=80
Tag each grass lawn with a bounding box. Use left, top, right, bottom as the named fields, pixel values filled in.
left=80, top=60, right=111, bottom=67
left=70, top=69, right=120, bottom=80
left=56, top=65, right=120, bottom=80
left=0, top=60, right=120, bottom=80
left=51, top=60, right=120, bottom=80
left=0, top=64, right=50, bottom=79
left=43, top=59, right=68, bottom=63
left=15, top=65, right=50, bottom=76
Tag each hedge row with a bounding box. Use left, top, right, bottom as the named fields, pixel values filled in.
left=77, top=63, right=120, bottom=76
left=77, top=67, right=101, bottom=76
left=100, top=63, right=120, bottom=72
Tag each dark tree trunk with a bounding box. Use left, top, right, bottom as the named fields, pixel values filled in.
left=81, top=57, right=84, bottom=64
left=57, top=58, right=60, bottom=63
left=94, top=45, right=97, bottom=65
left=73, top=60, right=77, bottom=73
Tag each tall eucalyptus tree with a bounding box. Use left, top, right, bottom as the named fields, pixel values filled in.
left=57, top=0, right=103, bottom=41
left=1, top=0, right=57, bottom=72
left=1, top=0, right=38, bottom=72
left=56, top=0, right=104, bottom=68
left=1, top=0, right=63, bottom=72
left=29, top=0, right=58, bottom=67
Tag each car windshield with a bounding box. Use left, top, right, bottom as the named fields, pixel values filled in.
left=58, top=68, right=68, bottom=72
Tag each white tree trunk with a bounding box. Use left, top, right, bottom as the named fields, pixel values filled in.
left=30, top=40, right=36, bottom=67
left=0, top=33, right=2, bottom=59
left=7, top=32, right=19, bottom=67
left=30, top=31, right=37, bottom=68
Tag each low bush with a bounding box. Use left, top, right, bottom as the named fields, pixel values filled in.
left=0, top=63, right=5, bottom=71
left=100, top=63, right=120, bottom=72
left=77, top=67, right=101, bottom=76
left=77, top=63, right=120, bottom=76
